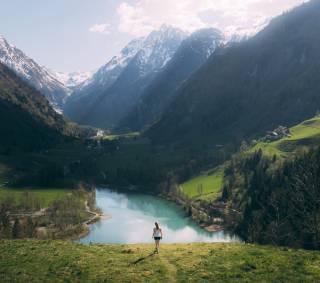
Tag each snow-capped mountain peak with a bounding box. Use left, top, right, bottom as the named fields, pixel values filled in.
left=78, top=37, right=145, bottom=91
left=64, top=25, right=189, bottom=128
left=78, top=25, right=187, bottom=93
left=0, top=35, right=70, bottom=109
left=131, top=25, right=188, bottom=75
left=183, top=28, right=224, bottom=59
left=105, top=37, right=145, bottom=72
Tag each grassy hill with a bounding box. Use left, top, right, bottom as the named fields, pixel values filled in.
left=180, top=167, right=224, bottom=202
left=1, top=240, right=320, bottom=282
left=251, top=116, right=320, bottom=158
left=179, top=116, right=320, bottom=202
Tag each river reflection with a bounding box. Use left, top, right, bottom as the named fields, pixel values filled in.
left=78, top=189, right=240, bottom=244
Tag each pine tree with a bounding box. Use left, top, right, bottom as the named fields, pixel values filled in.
left=25, top=217, right=35, bottom=238
left=12, top=218, right=21, bottom=239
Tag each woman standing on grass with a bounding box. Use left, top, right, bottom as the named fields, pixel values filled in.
left=152, top=222, right=163, bottom=253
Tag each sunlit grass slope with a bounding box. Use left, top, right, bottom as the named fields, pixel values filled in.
left=1, top=240, right=320, bottom=283
left=251, top=116, right=320, bottom=158
left=103, top=132, right=140, bottom=141
left=180, top=168, right=224, bottom=201
left=180, top=117, right=320, bottom=202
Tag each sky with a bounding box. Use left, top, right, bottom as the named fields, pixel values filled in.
left=0, top=0, right=306, bottom=73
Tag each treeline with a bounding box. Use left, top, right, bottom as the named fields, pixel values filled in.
left=47, top=190, right=90, bottom=231
left=83, top=140, right=232, bottom=193
left=224, top=148, right=320, bottom=250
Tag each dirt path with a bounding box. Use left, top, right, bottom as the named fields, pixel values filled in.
left=130, top=249, right=178, bottom=282
left=83, top=201, right=105, bottom=225
left=8, top=208, right=46, bottom=218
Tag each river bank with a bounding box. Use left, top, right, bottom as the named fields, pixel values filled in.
left=160, top=191, right=226, bottom=233
left=0, top=186, right=103, bottom=241
left=70, top=202, right=113, bottom=241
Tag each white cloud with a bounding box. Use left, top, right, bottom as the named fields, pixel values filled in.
left=115, top=0, right=306, bottom=37
left=89, top=23, right=111, bottom=34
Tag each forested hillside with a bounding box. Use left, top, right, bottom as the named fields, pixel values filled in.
left=0, top=63, right=67, bottom=152
left=173, top=113, right=320, bottom=249
left=148, top=0, right=320, bottom=149
left=224, top=146, right=320, bottom=250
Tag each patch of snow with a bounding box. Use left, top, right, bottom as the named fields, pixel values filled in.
left=224, top=19, right=270, bottom=43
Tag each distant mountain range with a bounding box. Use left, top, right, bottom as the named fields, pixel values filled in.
left=64, top=25, right=228, bottom=131
left=64, top=25, right=189, bottom=129
left=3, top=0, right=318, bottom=148
left=1, top=25, right=224, bottom=129
left=62, top=37, right=146, bottom=122
left=0, top=23, right=267, bottom=133
left=147, top=0, right=320, bottom=148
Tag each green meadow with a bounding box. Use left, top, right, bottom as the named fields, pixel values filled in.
left=180, top=116, right=320, bottom=202
left=180, top=168, right=224, bottom=201
left=0, top=188, right=70, bottom=208
left=103, top=132, right=140, bottom=141
left=1, top=240, right=320, bottom=283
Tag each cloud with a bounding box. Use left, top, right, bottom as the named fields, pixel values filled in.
left=116, top=1, right=207, bottom=36
left=89, top=23, right=111, bottom=34
left=115, top=0, right=306, bottom=37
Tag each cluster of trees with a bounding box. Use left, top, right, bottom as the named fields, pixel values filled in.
left=47, top=190, right=89, bottom=231
left=1, top=216, right=36, bottom=239
left=0, top=188, right=96, bottom=239
left=0, top=191, right=43, bottom=213
left=224, top=148, right=320, bottom=249
left=0, top=194, right=38, bottom=239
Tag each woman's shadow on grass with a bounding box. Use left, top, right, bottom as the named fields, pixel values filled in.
left=131, top=252, right=156, bottom=265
